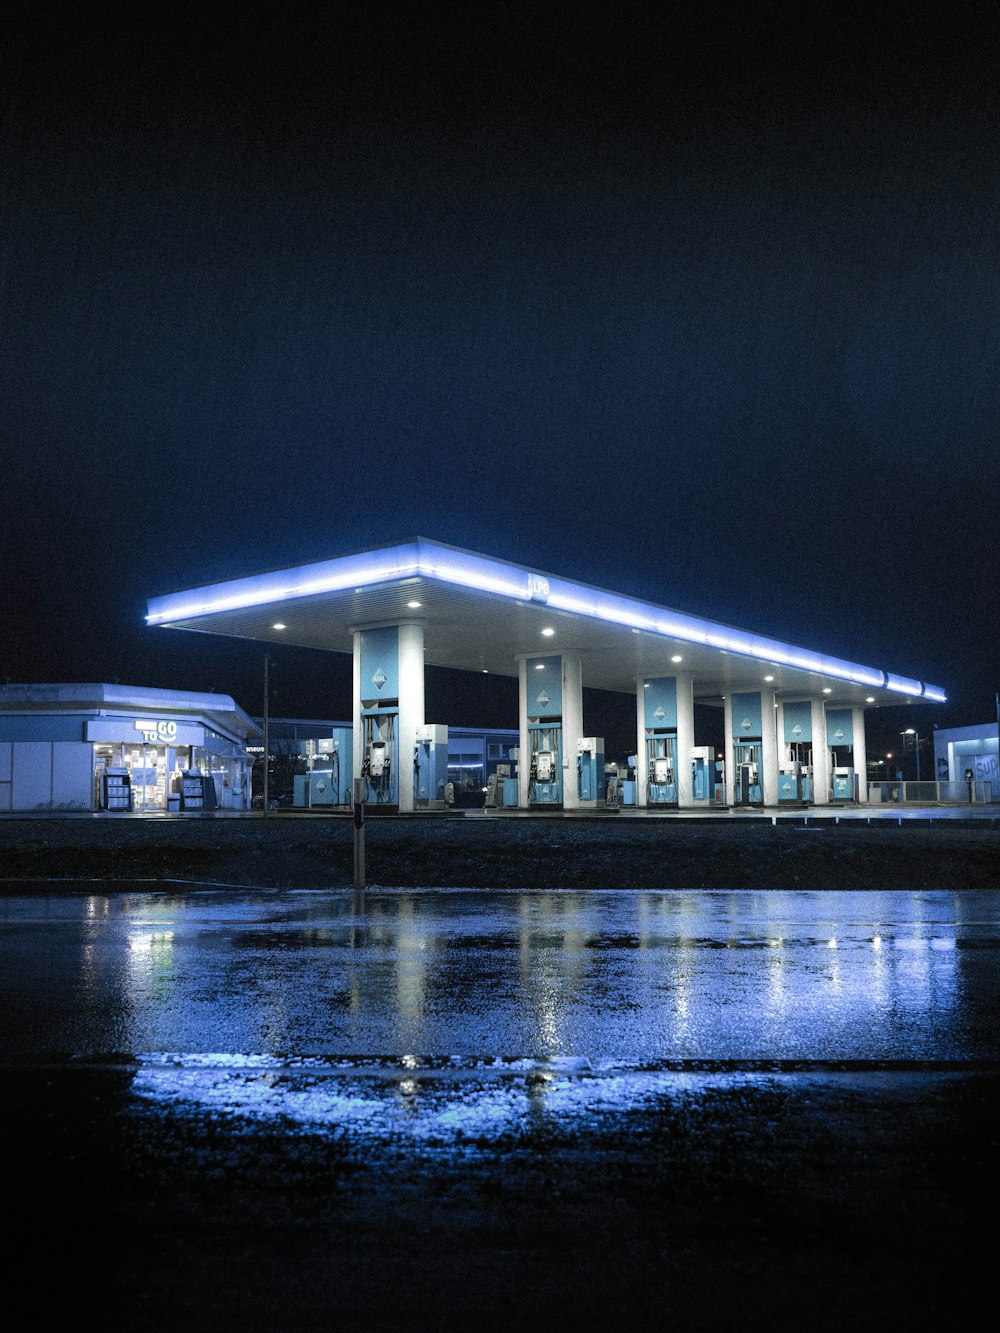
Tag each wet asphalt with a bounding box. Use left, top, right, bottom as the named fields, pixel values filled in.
left=2, top=884, right=997, bottom=1330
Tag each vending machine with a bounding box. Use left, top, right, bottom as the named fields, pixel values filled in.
left=102, top=768, right=132, bottom=811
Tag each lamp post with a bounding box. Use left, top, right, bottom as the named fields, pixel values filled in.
left=902, top=728, right=921, bottom=782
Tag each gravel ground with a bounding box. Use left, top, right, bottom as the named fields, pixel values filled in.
left=1, top=812, right=999, bottom=890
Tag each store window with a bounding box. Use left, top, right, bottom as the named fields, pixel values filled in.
left=447, top=754, right=485, bottom=792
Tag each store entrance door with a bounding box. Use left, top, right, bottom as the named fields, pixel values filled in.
left=125, top=743, right=168, bottom=811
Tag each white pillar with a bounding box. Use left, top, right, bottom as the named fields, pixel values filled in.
left=723, top=694, right=735, bottom=805
left=517, top=657, right=529, bottom=809
left=775, top=702, right=786, bottom=766
left=810, top=698, right=830, bottom=804
left=852, top=706, right=868, bottom=803
left=676, top=673, right=696, bottom=808
left=561, top=654, right=584, bottom=811
left=761, top=686, right=779, bottom=807
left=397, top=623, right=425, bottom=814
left=635, top=679, right=648, bottom=808
left=352, top=635, right=362, bottom=787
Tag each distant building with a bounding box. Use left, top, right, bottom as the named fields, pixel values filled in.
left=933, top=723, right=1000, bottom=800
left=0, top=683, right=260, bottom=813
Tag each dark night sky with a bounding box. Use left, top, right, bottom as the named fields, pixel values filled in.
left=2, top=4, right=998, bottom=759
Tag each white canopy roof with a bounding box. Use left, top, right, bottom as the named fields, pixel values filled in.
left=145, top=538, right=946, bottom=710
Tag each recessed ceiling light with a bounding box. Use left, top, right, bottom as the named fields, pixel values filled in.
left=541, top=627, right=555, bottom=636
left=535, top=663, right=545, bottom=669
left=866, top=696, right=875, bottom=703
left=406, top=600, right=422, bottom=609
left=764, top=675, right=774, bottom=682
left=482, top=669, right=488, bottom=674
left=822, top=688, right=832, bottom=694
left=272, top=623, right=286, bottom=630
left=671, top=655, right=683, bottom=663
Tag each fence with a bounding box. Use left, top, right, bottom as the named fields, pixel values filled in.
left=868, top=780, right=991, bottom=805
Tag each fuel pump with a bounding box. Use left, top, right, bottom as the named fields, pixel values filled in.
left=777, top=760, right=803, bottom=803
left=293, top=734, right=351, bottom=808
left=576, top=737, right=605, bottom=804
left=778, top=742, right=813, bottom=804
left=690, top=746, right=713, bottom=803
left=527, top=656, right=563, bottom=807
left=642, top=678, right=679, bottom=808
left=529, top=723, right=561, bottom=805
left=361, top=712, right=396, bottom=803
left=358, top=626, right=401, bottom=807
left=733, top=741, right=762, bottom=806
left=646, top=735, right=678, bottom=805
left=413, top=724, right=449, bottom=809
left=827, top=709, right=857, bottom=802
left=831, top=763, right=858, bottom=801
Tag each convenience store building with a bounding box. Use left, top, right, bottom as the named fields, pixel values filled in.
left=0, top=683, right=261, bottom=813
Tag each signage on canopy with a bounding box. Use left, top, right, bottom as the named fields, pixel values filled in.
left=135, top=719, right=179, bottom=743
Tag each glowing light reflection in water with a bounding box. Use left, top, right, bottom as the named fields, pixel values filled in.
left=99, top=889, right=973, bottom=1063
left=2, top=888, right=989, bottom=1093
left=112, top=887, right=986, bottom=1140
left=130, top=1053, right=797, bottom=1150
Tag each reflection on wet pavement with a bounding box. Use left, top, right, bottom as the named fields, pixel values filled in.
left=125, top=1052, right=986, bottom=1151
left=2, top=887, right=997, bottom=1070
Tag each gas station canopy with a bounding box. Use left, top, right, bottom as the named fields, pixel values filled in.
left=145, top=537, right=945, bottom=709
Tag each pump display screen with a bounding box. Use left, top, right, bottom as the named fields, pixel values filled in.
left=535, top=751, right=554, bottom=781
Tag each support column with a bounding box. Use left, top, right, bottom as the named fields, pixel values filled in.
left=760, top=686, right=779, bottom=807
left=397, top=624, right=425, bottom=814
left=352, top=638, right=362, bottom=783
left=561, top=654, right=584, bottom=811
left=676, top=674, right=696, bottom=808
left=852, top=706, right=868, bottom=803
left=723, top=695, right=735, bottom=805
left=517, top=657, right=530, bottom=810
left=810, top=698, right=830, bottom=804
left=775, top=701, right=786, bottom=764
left=635, top=679, right=648, bottom=808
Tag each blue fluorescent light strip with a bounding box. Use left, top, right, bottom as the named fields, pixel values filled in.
left=145, top=539, right=945, bottom=700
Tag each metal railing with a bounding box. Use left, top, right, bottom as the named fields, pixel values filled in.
left=868, top=780, right=991, bottom=805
